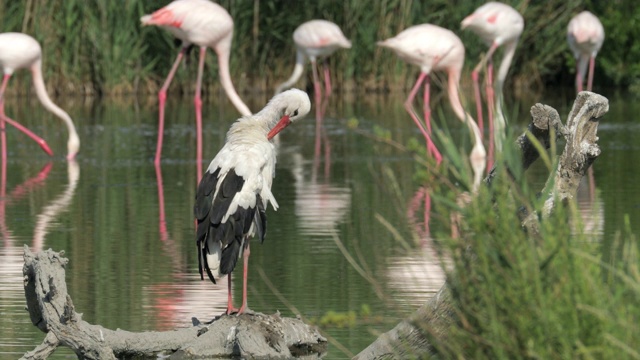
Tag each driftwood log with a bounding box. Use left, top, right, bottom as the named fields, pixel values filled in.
left=353, top=91, right=609, bottom=359
left=21, top=247, right=327, bottom=359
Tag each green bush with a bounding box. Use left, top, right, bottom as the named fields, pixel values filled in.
left=416, top=140, right=640, bottom=358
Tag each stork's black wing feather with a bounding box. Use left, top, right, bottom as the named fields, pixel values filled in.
left=210, top=169, right=245, bottom=225
left=194, top=168, right=219, bottom=222
left=194, top=167, right=264, bottom=283
left=194, top=168, right=221, bottom=281
left=254, top=194, right=267, bottom=244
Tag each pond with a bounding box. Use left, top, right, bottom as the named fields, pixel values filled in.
left=0, top=87, right=638, bottom=359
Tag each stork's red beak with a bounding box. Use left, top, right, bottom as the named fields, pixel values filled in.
left=267, top=115, right=291, bottom=140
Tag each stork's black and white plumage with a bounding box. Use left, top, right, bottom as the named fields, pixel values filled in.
left=195, top=89, right=311, bottom=315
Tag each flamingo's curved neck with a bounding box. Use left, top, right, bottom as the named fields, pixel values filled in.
left=274, top=50, right=306, bottom=95
left=495, top=40, right=518, bottom=93
left=31, top=60, right=80, bottom=157
left=448, top=68, right=485, bottom=159
left=214, top=36, right=252, bottom=117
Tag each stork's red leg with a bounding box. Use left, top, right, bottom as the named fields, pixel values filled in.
left=237, top=243, right=251, bottom=314
left=226, top=273, right=239, bottom=315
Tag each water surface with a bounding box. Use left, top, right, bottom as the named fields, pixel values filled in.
left=0, top=88, right=637, bottom=359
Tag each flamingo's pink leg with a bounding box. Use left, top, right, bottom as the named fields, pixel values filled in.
left=311, top=59, right=322, bottom=108
left=471, top=70, right=484, bottom=138
left=575, top=61, right=584, bottom=93
left=472, top=43, right=499, bottom=143
left=155, top=163, right=168, bottom=242
left=155, top=47, right=187, bottom=166
left=0, top=74, right=53, bottom=157
left=323, top=59, right=332, bottom=99
left=587, top=56, right=595, bottom=92
left=486, top=61, right=495, bottom=171
left=405, top=72, right=442, bottom=164
left=195, top=47, right=206, bottom=181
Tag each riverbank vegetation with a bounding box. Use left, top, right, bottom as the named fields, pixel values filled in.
left=351, top=94, right=639, bottom=358
left=1, top=0, right=638, bottom=96
left=433, top=172, right=639, bottom=358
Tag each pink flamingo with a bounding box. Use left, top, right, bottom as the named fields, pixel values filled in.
left=568, top=11, right=604, bottom=203
left=141, top=0, right=252, bottom=173
left=378, top=24, right=486, bottom=166
left=275, top=20, right=351, bottom=104
left=462, top=2, right=524, bottom=152
left=567, top=11, right=604, bottom=93
left=195, top=89, right=310, bottom=315
left=0, top=32, right=80, bottom=160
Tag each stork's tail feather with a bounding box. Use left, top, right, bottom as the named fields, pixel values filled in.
left=220, top=240, right=241, bottom=275
left=201, top=242, right=218, bottom=284
left=197, top=242, right=205, bottom=281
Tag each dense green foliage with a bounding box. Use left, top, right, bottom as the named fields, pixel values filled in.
left=0, top=0, right=638, bottom=95
left=408, top=134, right=640, bottom=358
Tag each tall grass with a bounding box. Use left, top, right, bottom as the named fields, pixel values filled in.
left=386, top=118, right=640, bottom=358
left=1, top=0, right=636, bottom=96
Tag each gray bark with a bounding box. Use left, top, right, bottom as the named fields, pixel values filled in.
left=354, top=91, right=609, bottom=359
left=21, top=247, right=327, bottom=359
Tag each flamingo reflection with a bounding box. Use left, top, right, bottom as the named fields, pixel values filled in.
left=32, top=160, right=80, bottom=252
left=146, top=162, right=227, bottom=329
left=409, top=152, right=485, bottom=241
left=0, top=160, right=75, bottom=348
left=0, top=162, right=52, bottom=246
left=385, top=246, right=447, bottom=308
left=573, top=175, right=604, bottom=240
left=0, top=161, right=54, bottom=289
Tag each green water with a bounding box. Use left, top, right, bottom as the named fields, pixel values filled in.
left=0, top=88, right=637, bottom=359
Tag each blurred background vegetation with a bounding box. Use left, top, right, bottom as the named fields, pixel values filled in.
left=1, top=0, right=637, bottom=97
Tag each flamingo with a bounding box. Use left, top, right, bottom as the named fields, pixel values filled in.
left=194, top=89, right=310, bottom=315
left=141, top=0, right=252, bottom=170
left=274, top=20, right=351, bottom=104
left=567, top=11, right=604, bottom=206
left=567, top=11, right=605, bottom=93
left=461, top=1, right=524, bottom=152
left=377, top=24, right=486, bottom=167
left=0, top=32, right=80, bottom=160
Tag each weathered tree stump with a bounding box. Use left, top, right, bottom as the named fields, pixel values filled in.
left=21, top=246, right=327, bottom=359
left=353, top=91, right=609, bottom=359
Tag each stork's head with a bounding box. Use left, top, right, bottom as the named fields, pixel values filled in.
left=267, top=89, right=311, bottom=140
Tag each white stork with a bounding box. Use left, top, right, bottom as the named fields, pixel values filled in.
left=194, top=89, right=311, bottom=315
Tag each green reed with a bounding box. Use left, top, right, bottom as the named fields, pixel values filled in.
left=1, top=0, right=637, bottom=96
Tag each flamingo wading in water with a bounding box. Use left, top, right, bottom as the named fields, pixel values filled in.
left=141, top=0, right=252, bottom=168
left=567, top=11, right=604, bottom=93
left=274, top=20, right=351, bottom=103
left=462, top=1, right=524, bottom=152
left=0, top=33, right=80, bottom=160
left=194, top=89, right=311, bottom=315
left=378, top=24, right=486, bottom=168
